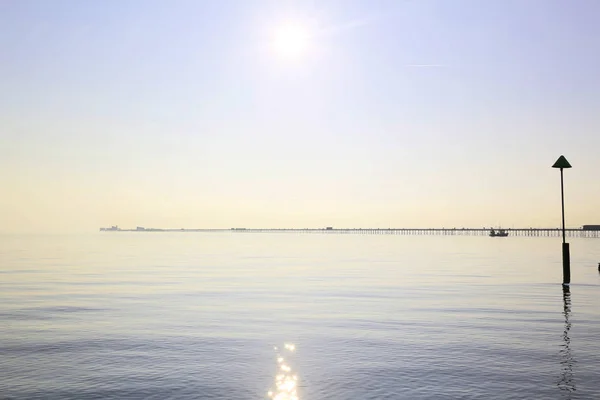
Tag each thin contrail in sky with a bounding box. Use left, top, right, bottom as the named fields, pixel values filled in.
left=318, top=14, right=381, bottom=37
left=404, top=64, right=448, bottom=68
left=317, top=0, right=415, bottom=37
left=315, top=5, right=448, bottom=68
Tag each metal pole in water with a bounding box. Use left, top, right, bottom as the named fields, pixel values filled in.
left=553, top=156, right=572, bottom=286
left=560, top=168, right=566, bottom=245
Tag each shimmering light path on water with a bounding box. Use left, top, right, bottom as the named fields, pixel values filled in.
left=268, top=344, right=298, bottom=400
left=1, top=233, right=599, bottom=399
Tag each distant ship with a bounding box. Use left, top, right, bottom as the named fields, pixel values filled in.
left=100, top=225, right=120, bottom=232
left=489, top=228, right=508, bottom=237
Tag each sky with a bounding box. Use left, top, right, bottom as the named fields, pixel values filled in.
left=1, top=0, right=599, bottom=233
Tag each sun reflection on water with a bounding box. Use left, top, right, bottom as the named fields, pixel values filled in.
left=267, top=343, right=299, bottom=400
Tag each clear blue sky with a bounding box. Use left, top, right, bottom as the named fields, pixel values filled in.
left=1, top=0, right=599, bottom=232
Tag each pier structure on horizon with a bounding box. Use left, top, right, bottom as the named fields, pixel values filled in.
left=100, top=226, right=600, bottom=238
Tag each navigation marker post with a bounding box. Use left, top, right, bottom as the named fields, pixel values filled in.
left=552, top=155, right=572, bottom=286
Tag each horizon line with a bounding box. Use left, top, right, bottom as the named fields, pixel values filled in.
left=99, top=226, right=598, bottom=231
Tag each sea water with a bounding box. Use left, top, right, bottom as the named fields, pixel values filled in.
left=1, top=233, right=599, bottom=399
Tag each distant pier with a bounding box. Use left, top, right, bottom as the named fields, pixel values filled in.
left=100, top=226, right=600, bottom=238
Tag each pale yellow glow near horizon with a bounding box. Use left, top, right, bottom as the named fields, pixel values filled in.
left=272, top=22, right=311, bottom=59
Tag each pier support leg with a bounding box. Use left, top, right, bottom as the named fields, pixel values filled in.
left=562, top=242, right=571, bottom=286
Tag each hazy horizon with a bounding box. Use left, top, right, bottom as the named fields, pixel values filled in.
left=2, top=0, right=600, bottom=234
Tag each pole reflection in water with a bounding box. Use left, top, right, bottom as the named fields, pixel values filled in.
left=557, top=286, right=576, bottom=395
left=267, top=343, right=299, bottom=400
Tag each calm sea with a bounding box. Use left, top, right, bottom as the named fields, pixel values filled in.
left=1, top=233, right=599, bottom=399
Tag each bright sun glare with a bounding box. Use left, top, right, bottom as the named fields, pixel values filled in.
left=272, top=23, right=311, bottom=59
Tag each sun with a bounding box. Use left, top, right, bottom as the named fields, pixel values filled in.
left=272, top=22, right=311, bottom=59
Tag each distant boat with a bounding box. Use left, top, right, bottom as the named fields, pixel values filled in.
left=489, top=229, right=508, bottom=237
left=100, top=225, right=120, bottom=232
